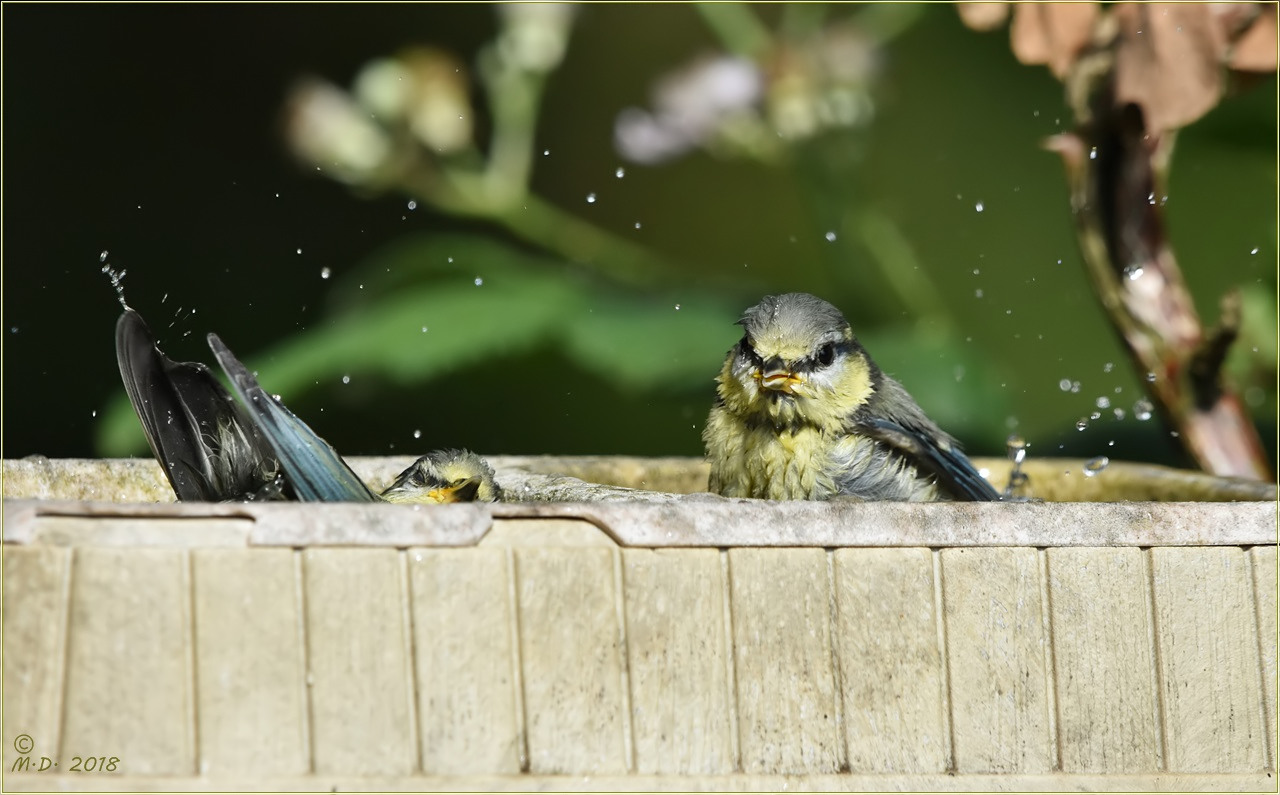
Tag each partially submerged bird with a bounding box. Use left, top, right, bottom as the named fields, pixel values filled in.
left=703, top=292, right=1000, bottom=501
left=115, top=308, right=499, bottom=504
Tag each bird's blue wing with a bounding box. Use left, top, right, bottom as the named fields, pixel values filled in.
left=859, top=417, right=1001, bottom=501
left=207, top=333, right=378, bottom=502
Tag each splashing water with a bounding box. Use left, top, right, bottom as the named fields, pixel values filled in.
left=1004, top=434, right=1029, bottom=497
left=1082, top=456, right=1110, bottom=477
left=1133, top=399, right=1154, bottom=421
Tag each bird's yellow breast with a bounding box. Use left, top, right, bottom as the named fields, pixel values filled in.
left=704, top=406, right=838, bottom=500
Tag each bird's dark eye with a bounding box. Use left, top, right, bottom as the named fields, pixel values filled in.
left=816, top=342, right=836, bottom=367
left=740, top=336, right=764, bottom=368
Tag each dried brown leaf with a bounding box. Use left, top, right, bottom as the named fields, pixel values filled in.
left=1010, top=3, right=1099, bottom=78
left=957, top=3, right=1010, bottom=33
left=1112, top=3, right=1230, bottom=132
left=1228, top=5, right=1278, bottom=72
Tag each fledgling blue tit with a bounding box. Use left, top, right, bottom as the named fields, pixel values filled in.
left=703, top=293, right=1000, bottom=502
left=381, top=449, right=501, bottom=504
left=115, top=308, right=498, bottom=504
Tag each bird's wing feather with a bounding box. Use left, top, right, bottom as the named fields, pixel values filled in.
left=855, top=375, right=1001, bottom=502
left=115, top=309, right=277, bottom=501
left=206, top=333, right=378, bottom=502
left=856, top=417, right=1000, bottom=501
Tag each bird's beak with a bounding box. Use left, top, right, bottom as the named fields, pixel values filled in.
left=757, top=368, right=803, bottom=395
left=427, top=477, right=482, bottom=504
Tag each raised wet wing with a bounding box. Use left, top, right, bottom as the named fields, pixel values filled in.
left=206, top=333, right=378, bottom=502
left=115, top=309, right=282, bottom=501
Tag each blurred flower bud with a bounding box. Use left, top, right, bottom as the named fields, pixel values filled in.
left=285, top=79, right=393, bottom=185
left=496, top=3, right=576, bottom=72
left=767, top=26, right=878, bottom=141
left=615, top=56, right=763, bottom=164
left=353, top=58, right=412, bottom=121
left=355, top=48, right=473, bottom=154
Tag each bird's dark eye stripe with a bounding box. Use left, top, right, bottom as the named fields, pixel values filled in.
left=738, top=337, right=847, bottom=372
left=796, top=340, right=847, bottom=372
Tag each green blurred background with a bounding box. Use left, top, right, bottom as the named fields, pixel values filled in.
left=3, top=4, right=1275, bottom=469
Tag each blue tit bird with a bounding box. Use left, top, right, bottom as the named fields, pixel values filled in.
left=380, top=448, right=501, bottom=504
left=703, top=293, right=1001, bottom=502
left=115, top=308, right=499, bottom=504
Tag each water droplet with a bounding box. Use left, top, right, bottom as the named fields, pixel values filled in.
left=585, top=193, right=597, bottom=204
left=1089, top=147, right=1097, bottom=160
left=543, top=149, right=550, bottom=156
left=1059, top=378, right=1072, bottom=392
left=1083, top=456, right=1110, bottom=477
left=674, top=304, right=681, bottom=311
left=91, top=410, right=97, bottom=418
left=1102, top=362, right=1114, bottom=373
left=1113, top=408, right=1126, bottom=420
left=99, top=250, right=109, bottom=262
left=1095, top=396, right=1111, bottom=409
left=341, top=375, right=351, bottom=385
left=296, top=248, right=302, bottom=255
left=320, top=267, right=331, bottom=280
left=407, top=200, right=417, bottom=210
left=1124, top=265, right=1144, bottom=280
left=1250, top=247, right=1259, bottom=255
left=1144, top=372, right=1156, bottom=383
left=972, top=268, right=980, bottom=275
left=615, top=167, right=625, bottom=178
left=634, top=222, right=642, bottom=229
left=1090, top=411, right=1102, bottom=420
left=8, top=327, right=17, bottom=334
left=1005, top=434, right=1027, bottom=465
left=413, top=429, right=422, bottom=439
left=974, top=289, right=984, bottom=298
left=824, top=231, right=837, bottom=242
left=474, top=277, right=484, bottom=286
left=1071, top=381, right=1081, bottom=394
left=1133, top=399, right=1153, bottom=421
left=974, top=201, right=984, bottom=213
left=1076, top=418, right=1089, bottom=431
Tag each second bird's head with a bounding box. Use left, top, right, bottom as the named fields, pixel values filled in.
left=380, top=449, right=501, bottom=504
left=717, top=293, right=879, bottom=432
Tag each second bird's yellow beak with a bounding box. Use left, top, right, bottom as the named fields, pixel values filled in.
left=426, top=477, right=483, bottom=504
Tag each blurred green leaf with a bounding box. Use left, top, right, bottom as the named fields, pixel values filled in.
left=330, top=232, right=571, bottom=310
left=98, top=240, right=582, bottom=456
left=561, top=292, right=741, bottom=393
